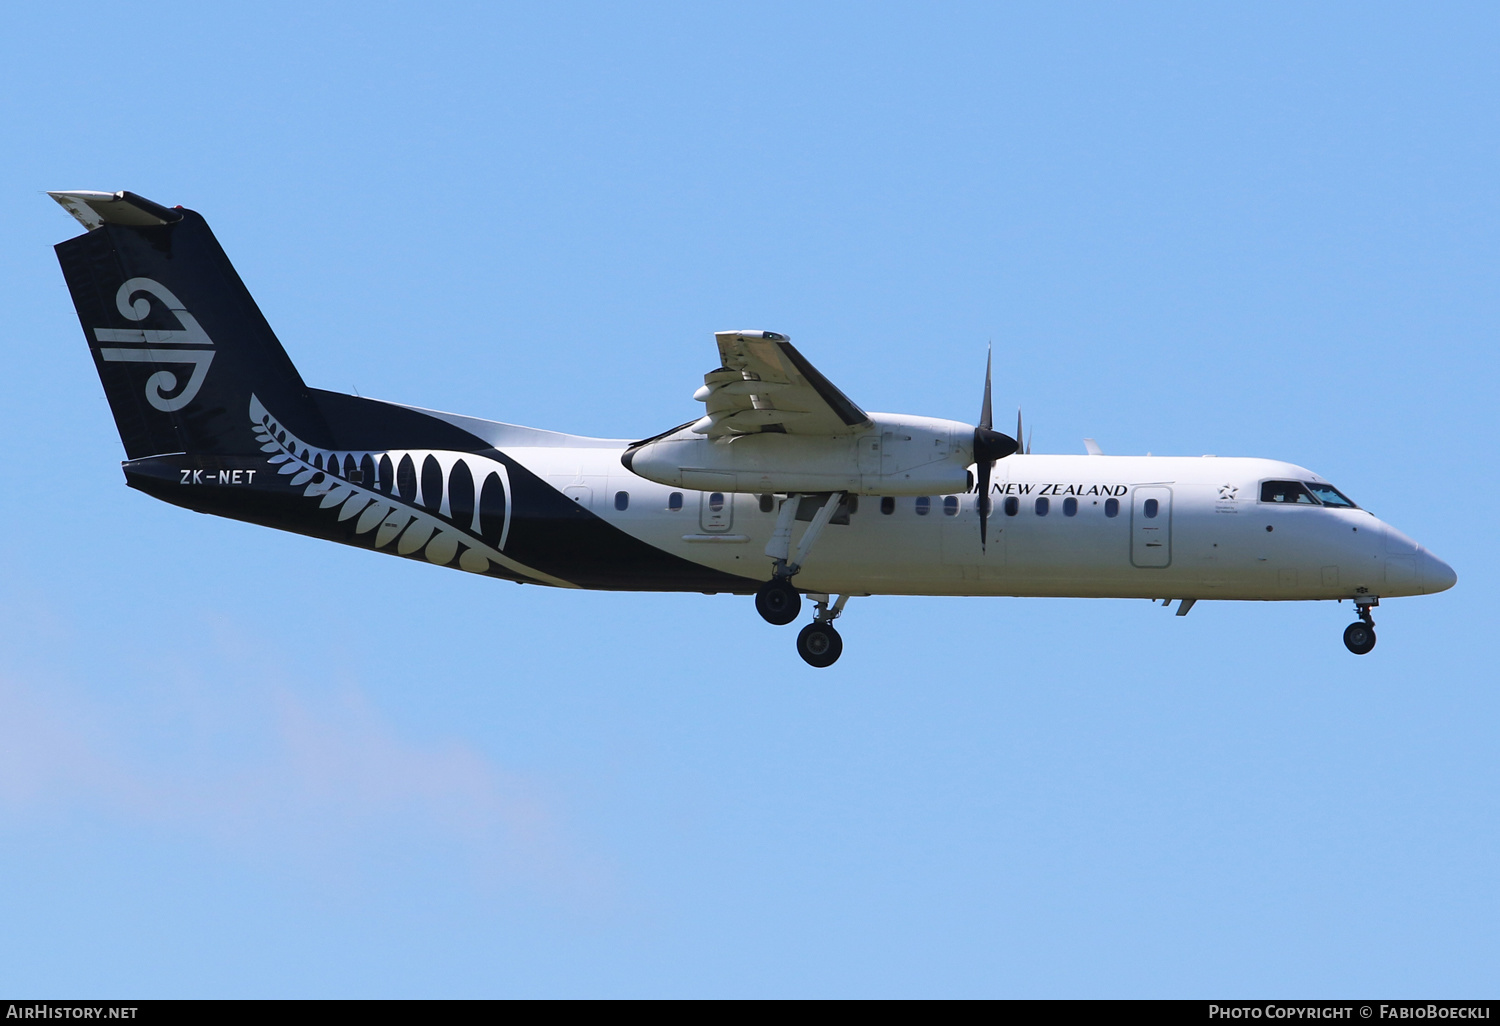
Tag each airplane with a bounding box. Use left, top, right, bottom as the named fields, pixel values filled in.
left=49, top=190, right=1457, bottom=667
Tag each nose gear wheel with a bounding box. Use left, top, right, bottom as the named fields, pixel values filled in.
left=1343, top=597, right=1378, bottom=655
left=1343, top=621, right=1376, bottom=655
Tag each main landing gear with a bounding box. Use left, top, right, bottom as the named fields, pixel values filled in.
left=1343, top=597, right=1377, bottom=655
left=796, top=595, right=849, bottom=667
left=754, top=492, right=853, bottom=667
left=754, top=578, right=801, bottom=625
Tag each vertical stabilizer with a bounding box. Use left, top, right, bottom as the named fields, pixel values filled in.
left=52, top=191, right=329, bottom=458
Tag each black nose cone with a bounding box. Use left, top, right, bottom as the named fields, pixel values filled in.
left=974, top=427, right=1018, bottom=463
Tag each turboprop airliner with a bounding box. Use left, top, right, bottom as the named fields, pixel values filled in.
left=49, top=190, right=1456, bottom=667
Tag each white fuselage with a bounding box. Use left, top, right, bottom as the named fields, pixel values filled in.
left=507, top=443, right=1455, bottom=602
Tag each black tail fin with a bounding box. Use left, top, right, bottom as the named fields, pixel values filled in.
left=52, top=191, right=330, bottom=459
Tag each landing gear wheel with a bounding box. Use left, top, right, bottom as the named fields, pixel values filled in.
left=755, top=579, right=801, bottom=626
left=796, top=621, right=843, bottom=668
left=1343, top=621, right=1377, bottom=655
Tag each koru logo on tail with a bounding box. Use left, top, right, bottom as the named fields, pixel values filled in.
left=94, top=277, right=215, bottom=412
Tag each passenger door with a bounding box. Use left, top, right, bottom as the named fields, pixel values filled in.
left=1131, top=486, right=1172, bottom=568
left=699, top=489, right=734, bottom=532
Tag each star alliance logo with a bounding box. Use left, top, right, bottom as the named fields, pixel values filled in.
left=1218, top=484, right=1239, bottom=501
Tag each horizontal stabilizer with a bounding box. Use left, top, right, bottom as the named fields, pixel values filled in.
left=48, top=190, right=182, bottom=230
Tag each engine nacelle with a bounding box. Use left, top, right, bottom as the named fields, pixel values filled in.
left=623, top=414, right=974, bottom=496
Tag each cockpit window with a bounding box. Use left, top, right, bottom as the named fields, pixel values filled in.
left=1260, top=480, right=1318, bottom=505
left=1305, top=482, right=1357, bottom=508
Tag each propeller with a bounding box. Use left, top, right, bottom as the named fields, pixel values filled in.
left=973, top=348, right=1019, bottom=550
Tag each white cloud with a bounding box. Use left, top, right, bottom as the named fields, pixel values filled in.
left=0, top=619, right=610, bottom=909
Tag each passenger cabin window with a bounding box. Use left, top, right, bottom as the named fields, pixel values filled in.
left=943, top=495, right=959, bottom=516
left=1306, top=483, right=1358, bottom=508
left=1143, top=498, right=1159, bottom=519
left=1260, top=480, right=1318, bottom=504
left=1004, top=496, right=1019, bottom=517
left=614, top=491, right=629, bottom=511
left=709, top=492, right=725, bottom=512
left=1105, top=497, right=1120, bottom=517
left=880, top=496, right=895, bottom=515
left=1063, top=497, right=1078, bottom=517
left=915, top=496, right=931, bottom=516
left=1035, top=497, right=1049, bottom=516
left=668, top=491, right=683, bottom=511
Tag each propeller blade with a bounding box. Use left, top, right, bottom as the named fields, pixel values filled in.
left=979, top=347, right=993, bottom=431
left=977, top=458, right=991, bottom=550
left=972, top=425, right=1014, bottom=550
left=973, top=352, right=1017, bottom=550
left=1016, top=408, right=1024, bottom=455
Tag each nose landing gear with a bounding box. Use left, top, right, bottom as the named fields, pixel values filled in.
left=1343, top=597, right=1378, bottom=655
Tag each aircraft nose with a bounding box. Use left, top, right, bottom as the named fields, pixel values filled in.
left=1420, top=548, right=1457, bottom=594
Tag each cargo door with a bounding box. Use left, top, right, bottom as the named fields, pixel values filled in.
left=549, top=474, right=604, bottom=511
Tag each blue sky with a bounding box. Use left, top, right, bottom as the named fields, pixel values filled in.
left=1, top=1, right=1495, bottom=997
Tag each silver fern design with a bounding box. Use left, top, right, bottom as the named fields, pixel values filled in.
left=249, top=395, right=574, bottom=587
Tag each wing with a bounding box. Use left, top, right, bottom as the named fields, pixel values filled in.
left=689, top=330, right=871, bottom=437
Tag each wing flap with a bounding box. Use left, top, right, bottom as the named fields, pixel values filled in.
left=694, top=330, right=869, bottom=437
